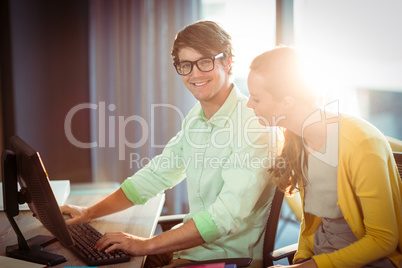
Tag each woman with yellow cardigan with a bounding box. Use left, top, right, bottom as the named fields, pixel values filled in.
left=247, top=46, right=402, bottom=268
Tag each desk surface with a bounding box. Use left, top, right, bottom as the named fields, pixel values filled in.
left=0, top=191, right=165, bottom=268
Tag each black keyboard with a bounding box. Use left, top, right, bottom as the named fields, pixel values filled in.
left=68, top=222, right=130, bottom=266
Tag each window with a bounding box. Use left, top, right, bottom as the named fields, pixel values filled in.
left=201, top=0, right=276, bottom=95
left=201, top=0, right=402, bottom=139
left=294, top=0, right=402, bottom=139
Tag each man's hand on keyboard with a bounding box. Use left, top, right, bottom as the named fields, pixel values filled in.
left=60, top=204, right=91, bottom=225
left=94, top=232, right=148, bottom=256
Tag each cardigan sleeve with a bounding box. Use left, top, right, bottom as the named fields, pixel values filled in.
left=293, top=187, right=322, bottom=263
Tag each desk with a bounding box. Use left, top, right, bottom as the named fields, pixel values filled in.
left=0, top=188, right=165, bottom=268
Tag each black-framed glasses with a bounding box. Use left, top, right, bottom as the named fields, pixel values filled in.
left=174, top=53, right=224, bottom=76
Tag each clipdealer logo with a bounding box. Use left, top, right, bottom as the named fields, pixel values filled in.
left=64, top=102, right=185, bottom=160
left=64, top=101, right=274, bottom=161
left=64, top=100, right=339, bottom=167
left=129, top=151, right=282, bottom=170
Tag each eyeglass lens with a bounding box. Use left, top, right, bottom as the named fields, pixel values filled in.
left=177, top=58, right=214, bottom=75
left=175, top=53, right=223, bottom=76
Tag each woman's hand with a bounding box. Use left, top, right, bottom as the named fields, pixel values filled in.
left=60, top=204, right=92, bottom=225
left=94, top=232, right=150, bottom=256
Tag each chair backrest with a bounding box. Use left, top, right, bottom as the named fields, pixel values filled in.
left=262, top=187, right=285, bottom=267
left=393, top=152, right=402, bottom=179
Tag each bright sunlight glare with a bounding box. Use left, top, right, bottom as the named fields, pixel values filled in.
left=297, top=48, right=350, bottom=107
left=201, top=0, right=276, bottom=94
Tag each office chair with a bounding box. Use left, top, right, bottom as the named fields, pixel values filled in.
left=158, top=186, right=298, bottom=267
left=263, top=187, right=297, bottom=266
left=387, top=136, right=402, bottom=152
left=394, top=152, right=402, bottom=179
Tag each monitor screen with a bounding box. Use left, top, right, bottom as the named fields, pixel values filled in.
left=6, top=135, right=74, bottom=247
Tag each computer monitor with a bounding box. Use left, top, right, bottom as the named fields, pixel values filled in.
left=1, top=135, right=73, bottom=266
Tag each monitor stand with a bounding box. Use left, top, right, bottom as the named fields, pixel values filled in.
left=6, top=234, right=66, bottom=266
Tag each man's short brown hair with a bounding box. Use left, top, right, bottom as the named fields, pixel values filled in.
left=171, top=20, right=234, bottom=76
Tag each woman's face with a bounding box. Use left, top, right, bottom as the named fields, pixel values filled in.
left=247, top=71, right=285, bottom=127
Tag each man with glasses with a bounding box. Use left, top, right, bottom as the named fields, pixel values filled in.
left=61, top=21, right=277, bottom=268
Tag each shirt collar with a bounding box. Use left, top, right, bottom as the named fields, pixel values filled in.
left=200, top=84, right=244, bottom=128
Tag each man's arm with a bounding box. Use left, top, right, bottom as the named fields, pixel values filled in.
left=61, top=188, right=134, bottom=225
left=95, top=219, right=205, bottom=256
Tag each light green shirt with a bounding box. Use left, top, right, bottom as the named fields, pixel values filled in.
left=121, top=85, right=277, bottom=267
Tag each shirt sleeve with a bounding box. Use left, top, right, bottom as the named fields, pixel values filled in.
left=121, top=130, right=187, bottom=205
left=192, top=210, right=221, bottom=242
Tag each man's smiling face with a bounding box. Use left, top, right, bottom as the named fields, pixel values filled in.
left=178, top=47, right=228, bottom=105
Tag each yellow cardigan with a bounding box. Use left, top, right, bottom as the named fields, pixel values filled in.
left=294, top=115, right=402, bottom=268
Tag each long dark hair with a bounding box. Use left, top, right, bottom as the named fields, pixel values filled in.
left=273, top=129, right=307, bottom=194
